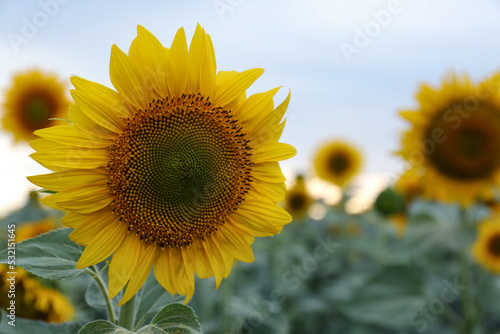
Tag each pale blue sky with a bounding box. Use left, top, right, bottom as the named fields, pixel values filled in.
left=1, top=0, right=500, bottom=213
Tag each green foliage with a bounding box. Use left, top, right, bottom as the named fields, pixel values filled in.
left=78, top=304, right=202, bottom=334
left=78, top=320, right=130, bottom=334
left=134, top=271, right=185, bottom=328
left=2, top=191, right=499, bottom=333
left=0, top=228, right=86, bottom=280
left=339, top=266, right=427, bottom=329
left=0, top=309, right=80, bottom=334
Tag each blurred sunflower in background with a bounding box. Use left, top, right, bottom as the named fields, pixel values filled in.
left=472, top=217, right=500, bottom=273
left=0, top=265, right=74, bottom=323
left=285, top=175, right=313, bottom=219
left=28, top=25, right=295, bottom=305
left=313, top=140, right=362, bottom=187
left=395, top=168, right=423, bottom=204
left=1, top=69, right=69, bottom=143
left=398, top=73, right=500, bottom=205
left=16, top=217, right=58, bottom=243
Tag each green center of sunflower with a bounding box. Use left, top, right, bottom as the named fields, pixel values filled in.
left=328, top=152, right=350, bottom=175
left=425, top=102, right=500, bottom=180
left=20, top=91, right=56, bottom=130
left=488, top=234, right=500, bottom=257
left=107, top=94, right=253, bottom=248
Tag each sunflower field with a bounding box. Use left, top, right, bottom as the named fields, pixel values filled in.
left=1, top=1, right=500, bottom=334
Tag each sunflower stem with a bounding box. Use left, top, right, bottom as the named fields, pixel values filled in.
left=458, top=207, right=476, bottom=334
left=118, top=294, right=137, bottom=330
left=88, top=267, right=116, bottom=324
left=459, top=250, right=475, bottom=334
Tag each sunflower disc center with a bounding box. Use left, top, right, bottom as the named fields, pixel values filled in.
left=328, top=152, right=350, bottom=174
left=20, top=91, right=56, bottom=130
left=289, top=193, right=306, bottom=211
left=426, top=102, right=500, bottom=180
left=488, top=234, right=500, bottom=257
left=107, top=94, right=252, bottom=247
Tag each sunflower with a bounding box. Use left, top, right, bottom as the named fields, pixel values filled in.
left=313, top=140, right=362, bottom=187
left=472, top=217, right=500, bottom=273
left=394, top=169, right=423, bottom=204
left=1, top=69, right=69, bottom=143
left=16, top=217, right=57, bottom=243
left=285, top=175, right=313, bottom=219
left=398, top=73, right=500, bottom=205
left=28, top=25, right=295, bottom=305
left=0, top=265, right=74, bottom=323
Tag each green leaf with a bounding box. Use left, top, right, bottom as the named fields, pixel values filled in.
left=339, top=265, right=426, bottom=330
left=0, top=228, right=85, bottom=280
left=79, top=305, right=202, bottom=334
left=134, top=270, right=184, bottom=329
left=0, top=309, right=80, bottom=334
left=78, top=320, right=130, bottom=334
left=136, top=303, right=202, bottom=334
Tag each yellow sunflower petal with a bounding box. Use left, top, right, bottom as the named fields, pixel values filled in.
left=108, top=233, right=142, bottom=299
left=190, top=239, right=215, bottom=279
left=110, top=44, right=150, bottom=110
left=188, top=24, right=216, bottom=96
left=76, top=218, right=127, bottom=269
left=154, top=249, right=177, bottom=296
left=61, top=211, right=96, bottom=229
left=214, top=68, right=264, bottom=107
left=209, top=234, right=234, bottom=278
left=234, top=198, right=291, bottom=233
left=169, top=247, right=196, bottom=299
left=248, top=90, right=290, bottom=135
left=238, top=87, right=280, bottom=126
left=68, top=103, right=118, bottom=140
left=217, top=224, right=254, bottom=263
left=250, top=180, right=286, bottom=203
left=250, top=120, right=286, bottom=146
left=70, top=76, right=131, bottom=118
left=34, top=125, right=111, bottom=148
left=204, top=238, right=227, bottom=288
left=28, top=169, right=107, bottom=192
left=70, top=90, right=124, bottom=134
left=252, top=162, right=286, bottom=183
left=118, top=243, right=159, bottom=306
left=129, top=26, right=169, bottom=98
left=252, top=142, right=297, bottom=163
left=40, top=182, right=111, bottom=213
left=29, top=138, right=66, bottom=152
left=68, top=212, right=112, bottom=245
left=31, top=147, right=108, bottom=170
left=166, top=27, right=189, bottom=97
